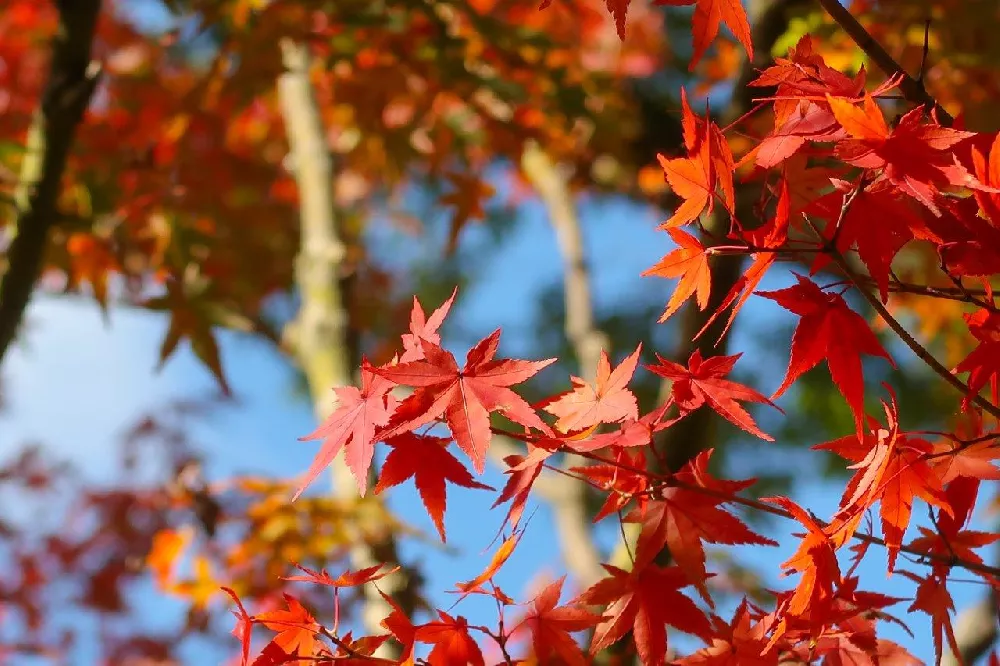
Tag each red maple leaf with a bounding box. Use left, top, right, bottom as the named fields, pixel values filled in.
left=295, top=362, right=399, bottom=499
left=414, top=611, right=485, bottom=666
left=572, top=448, right=652, bottom=522
left=697, top=177, right=791, bottom=343
left=543, top=344, right=641, bottom=432
left=647, top=349, right=777, bottom=440
left=654, top=0, right=752, bottom=69
left=282, top=563, right=400, bottom=589
left=575, top=563, right=713, bottom=666
left=954, top=308, right=1000, bottom=410
left=255, top=594, right=320, bottom=660
left=222, top=587, right=253, bottom=666
left=764, top=496, right=841, bottom=621
left=644, top=228, right=712, bottom=324
left=374, top=433, right=492, bottom=541
left=827, top=94, right=976, bottom=214
left=400, top=288, right=457, bottom=363
left=631, top=450, right=776, bottom=602
left=898, top=571, right=960, bottom=666
left=374, top=330, right=555, bottom=473
left=439, top=171, right=496, bottom=254
left=757, top=274, right=894, bottom=433
left=815, top=395, right=951, bottom=571
left=806, top=179, right=933, bottom=302
left=672, top=599, right=776, bottom=666
left=508, top=577, right=603, bottom=666
left=492, top=445, right=551, bottom=530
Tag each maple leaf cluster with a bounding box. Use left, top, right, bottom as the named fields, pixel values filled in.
left=222, top=11, right=1000, bottom=666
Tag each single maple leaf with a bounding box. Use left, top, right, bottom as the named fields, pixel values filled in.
left=827, top=94, right=976, bottom=214
left=655, top=90, right=735, bottom=228
left=222, top=587, right=253, bottom=666
left=672, top=599, right=776, bottom=666
left=400, top=288, right=457, bottom=363
left=898, top=572, right=960, bottom=666
left=454, top=529, right=522, bottom=600
left=654, top=0, right=752, bottom=69
left=644, top=228, right=712, bottom=323
left=764, top=496, right=841, bottom=621
left=439, top=171, right=496, bottom=254
left=379, top=590, right=417, bottom=664
left=375, top=433, right=492, bottom=541
left=295, top=362, right=398, bottom=500
left=954, top=308, right=1000, bottom=410
left=575, top=562, right=713, bottom=666
left=255, top=594, right=320, bottom=659
left=145, top=273, right=231, bottom=395
left=414, top=611, right=485, bottom=666
left=147, top=527, right=190, bottom=589
left=509, top=577, right=603, bottom=666
left=543, top=344, right=641, bottom=432
left=971, top=132, right=1000, bottom=224
left=492, top=443, right=558, bottom=530
left=283, top=563, right=400, bottom=589
left=757, top=274, right=894, bottom=433
left=907, top=526, right=1000, bottom=578
left=373, top=330, right=555, bottom=473
left=572, top=448, right=652, bottom=522
left=816, top=397, right=951, bottom=571
left=631, top=450, right=776, bottom=602
left=647, top=350, right=778, bottom=440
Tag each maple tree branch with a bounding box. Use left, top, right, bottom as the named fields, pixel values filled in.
left=520, top=140, right=608, bottom=590
left=491, top=425, right=1000, bottom=580
left=0, top=0, right=102, bottom=366
left=815, top=0, right=954, bottom=125
left=277, top=38, right=412, bottom=651
left=803, top=215, right=1000, bottom=420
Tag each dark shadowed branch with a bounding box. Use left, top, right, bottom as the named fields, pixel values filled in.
left=0, top=0, right=103, bottom=365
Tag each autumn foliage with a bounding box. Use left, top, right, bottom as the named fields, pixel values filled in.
left=5, top=0, right=1000, bottom=665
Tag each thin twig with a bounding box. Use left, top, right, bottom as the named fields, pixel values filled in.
left=803, top=214, right=1000, bottom=420
left=815, top=0, right=953, bottom=125
left=490, top=426, right=1000, bottom=580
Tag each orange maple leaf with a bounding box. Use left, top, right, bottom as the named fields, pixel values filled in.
left=654, top=0, right=752, bottom=69
left=543, top=344, right=642, bottom=432
left=656, top=90, right=735, bottom=229
left=644, top=228, right=712, bottom=323
left=255, top=594, right=320, bottom=659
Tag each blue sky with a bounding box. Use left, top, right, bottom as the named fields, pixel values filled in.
left=0, top=194, right=993, bottom=663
